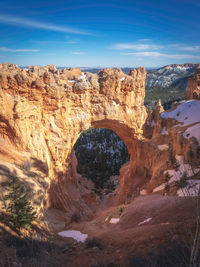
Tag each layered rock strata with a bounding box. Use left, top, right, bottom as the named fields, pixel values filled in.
left=0, top=63, right=146, bottom=215
left=0, top=62, right=199, bottom=217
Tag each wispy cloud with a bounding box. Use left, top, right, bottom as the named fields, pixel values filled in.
left=0, top=14, right=92, bottom=35
left=121, top=52, right=161, bottom=57
left=138, top=39, right=153, bottom=42
left=31, top=40, right=79, bottom=44
left=111, top=43, right=163, bottom=50
left=171, top=45, right=200, bottom=52
left=121, top=52, right=200, bottom=59
left=71, top=51, right=87, bottom=55
left=0, top=47, right=39, bottom=52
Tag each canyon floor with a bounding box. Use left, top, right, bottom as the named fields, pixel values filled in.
left=0, top=189, right=197, bottom=267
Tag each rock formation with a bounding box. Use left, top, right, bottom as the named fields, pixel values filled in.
left=0, top=63, right=146, bottom=216
left=0, top=62, right=199, bottom=218
left=185, top=66, right=200, bottom=100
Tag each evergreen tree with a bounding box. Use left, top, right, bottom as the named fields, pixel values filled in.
left=4, top=175, right=37, bottom=230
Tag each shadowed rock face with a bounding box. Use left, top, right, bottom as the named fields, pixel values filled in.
left=185, top=66, right=200, bottom=100
left=0, top=63, right=147, bottom=214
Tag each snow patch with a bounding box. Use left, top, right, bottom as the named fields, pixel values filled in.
left=166, top=155, right=200, bottom=184
left=183, top=123, right=200, bottom=144
left=58, top=230, right=88, bottom=242
left=146, top=120, right=156, bottom=127
left=68, top=80, right=75, bottom=83
left=153, top=155, right=200, bottom=193
left=80, top=72, right=87, bottom=80
left=161, top=100, right=200, bottom=127
left=105, top=217, right=109, bottom=222
left=110, top=218, right=120, bottom=224
left=177, top=180, right=200, bottom=196
left=153, top=183, right=166, bottom=192
left=157, top=144, right=169, bottom=151
left=161, top=127, right=168, bottom=135
left=120, top=77, right=126, bottom=81
left=138, top=217, right=152, bottom=226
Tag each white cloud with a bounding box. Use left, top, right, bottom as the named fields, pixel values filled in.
left=0, top=47, right=39, bottom=52
left=121, top=51, right=200, bottom=59
left=31, top=40, right=79, bottom=44
left=138, top=39, right=153, bottom=42
left=71, top=51, right=87, bottom=55
left=179, top=46, right=200, bottom=52
left=169, top=44, right=200, bottom=52
left=0, top=14, right=91, bottom=35
left=121, top=52, right=162, bottom=57
left=111, top=43, right=163, bottom=50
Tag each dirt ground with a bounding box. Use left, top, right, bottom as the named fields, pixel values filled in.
left=1, top=194, right=197, bottom=267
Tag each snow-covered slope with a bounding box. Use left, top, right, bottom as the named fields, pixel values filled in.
left=161, top=100, right=200, bottom=126
left=146, top=64, right=198, bottom=90
left=161, top=100, right=200, bottom=144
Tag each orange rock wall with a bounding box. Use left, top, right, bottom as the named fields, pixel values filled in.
left=0, top=63, right=147, bottom=214
left=185, top=67, right=200, bottom=100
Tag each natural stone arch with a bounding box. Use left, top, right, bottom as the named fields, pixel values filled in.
left=0, top=63, right=147, bottom=214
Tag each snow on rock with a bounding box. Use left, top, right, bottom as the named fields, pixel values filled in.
left=153, top=183, right=166, bottom=192
left=153, top=155, right=200, bottom=193
left=68, top=80, right=75, bottom=83
left=157, top=144, right=169, bottom=151
left=183, top=123, right=200, bottom=144
left=166, top=155, right=200, bottom=184
left=138, top=217, right=152, bottom=226
left=177, top=180, right=200, bottom=197
left=110, top=218, right=120, bottom=224
left=146, top=120, right=156, bottom=127
left=161, top=127, right=168, bottom=135
left=80, top=72, right=87, bottom=80
left=58, top=230, right=88, bottom=242
left=120, top=77, right=126, bottom=81
left=161, top=100, right=200, bottom=127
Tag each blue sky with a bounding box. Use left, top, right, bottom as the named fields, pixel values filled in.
left=0, top=0, right=200, bottom=68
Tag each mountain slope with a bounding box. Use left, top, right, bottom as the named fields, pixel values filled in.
left=146, top=63, right=199, bottom=90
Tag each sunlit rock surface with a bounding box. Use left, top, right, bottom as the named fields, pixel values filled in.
left=0, top=63, right=147, bottom=215
left=0, top=62, right=200, bottom=218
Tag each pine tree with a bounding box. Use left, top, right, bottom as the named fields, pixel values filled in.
left=4, top=175, right=37, bottom=230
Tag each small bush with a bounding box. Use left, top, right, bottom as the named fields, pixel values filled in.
left=176, top=172, right=188, bottom=189
left=85, top=237, right=103, bottom=249
left=70, top=213, right=80, bottom=223
left=165, top=173, right=170, bottom=183
left=119, top=206, right=125, bottom=214
left=165, top=183, right=170, bottom=193
left=168, top=143, right=178, bottom=169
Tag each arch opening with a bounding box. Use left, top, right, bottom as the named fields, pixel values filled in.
left=74, top=127, right=130, bottom=195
